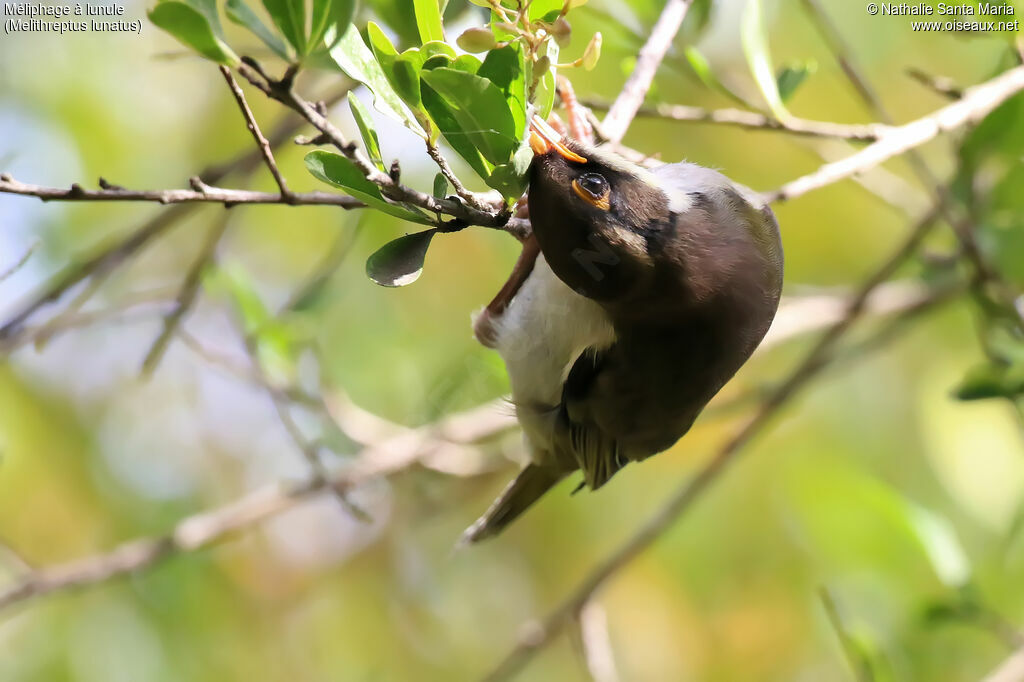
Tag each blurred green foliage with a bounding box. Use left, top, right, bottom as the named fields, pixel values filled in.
left=1, top=1, right=1023, bottom=681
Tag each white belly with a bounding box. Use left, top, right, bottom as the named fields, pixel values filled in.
left=489, top=255, right=616, bottom=461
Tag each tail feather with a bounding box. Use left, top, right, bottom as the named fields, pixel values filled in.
left=460, top=464, right=564, bottom=544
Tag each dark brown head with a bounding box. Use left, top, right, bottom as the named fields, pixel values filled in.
left=528, top=134, right=783, bottom=333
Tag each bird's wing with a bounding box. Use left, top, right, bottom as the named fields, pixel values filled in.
left=554, top=348, right=630, bottom=490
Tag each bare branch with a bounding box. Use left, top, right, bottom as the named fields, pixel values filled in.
left=588, top=99, right=891, bottom=141
left=219, top=65, right=293, bottom=200
left=819, top=587, right=877, bottom=682
left=983, top=647, right=1024, bottom=682
left=799, top=0, right=891, bottom=120
left=575, top=601, right=620, bottom=682
left=0, top=82, right=356, bottom=345
left=0, top=242, right=36, bottom=284
left=426, top=142, right=494, bottom=212
left=140, top=216, right=230, bottom=377
left=906, top=68, right=964, bottom=100
left=0, top=269, right=957, bottom=615
left=0, top=399, right=516, bottom=614
left=764, top=65, right=1024, bottom=203
left=0, top=173, right=362, bottom=208
left=601, top=0, right=695, bottom=143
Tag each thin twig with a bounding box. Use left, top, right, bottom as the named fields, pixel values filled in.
left=906, top=68, right=964, bottom=100
left=799, top=1, right=1022, bottom=330
left=575, top=601, right=620, bottom=682
left=764, top=65, right=1024, bottom=203
left=601, top=0, right=695, bottom=143
left=0, top=398, right=517, bottom=614
left=0, top=174, right=361, bottom=208
left=219, top=65, right=293, bottom=200
left=799, top=0, right=890, bottom=119
left=140, top=216, right=230, bottom=378
left=235, top=60, right=508, bottom=229
left=0, top=273, right=952, bottom=615
left=983, top=647, right=1024, bottom=682
left=426, top=142, right=493, bottom=212
left=177, top=329, right=320, bottom=408
left=279, top=225, right=363, bottom=315
left=0, top=83, right=356, bottom=346
left=0, top=242, right=36, bottom=284
left=588, top=99, right=890, bottom=141
left=478, top=204, right=942, bottom=681
left=819, top=587, right=877, bottom=682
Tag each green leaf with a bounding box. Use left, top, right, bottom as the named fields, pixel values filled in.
left=420, top=41, right=457, bottom=61
left=432, top=173, right=448, bottom=200
left=348, top=93, right=385, bottom=171
left=182, top=0, right=221, bottom=32
left=680, top=0, right=713, bottom=43
left=366, top=229, right=438, bottom=287
left=741, top=0, right=789, bottom=120
left=527, top=0, right=562, bottom=21
left=954, top=361, right=1024, bottom=401
left=478, top=43, right=527, bottom=140
left=149, top=2, right=238, bottom=64
left=776, top=61, right=816, bottom=102
left=786, top=462, right=971, bottom=588
left=532, top=40, right=558, bottom=118
left=225, top=0, right=289, bottom=59
left=328, top=23, right=427, bottom=138
left=413, top=0, right=444, bottom=44
left=581, top=31, right=602, bottom=70
left=449, top=54, right=483, bottom=73
left=420, top=67, right=519, bottom=165
left=421, top=83, right=493, bottom=180
left=261, top=0, right=306, bottom=53
left=367, top=22, right=425, bottom=109
left=485, top=142, right=532, bottom=200
left=309, top=0, right=355, bottom=53
left=305, top=151, right=432, bottom=224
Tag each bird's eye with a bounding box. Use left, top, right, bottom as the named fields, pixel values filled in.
left=572, top=173, right=610, bottom=211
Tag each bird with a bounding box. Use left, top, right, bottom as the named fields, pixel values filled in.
left=463, top=117, right=784, bottom=543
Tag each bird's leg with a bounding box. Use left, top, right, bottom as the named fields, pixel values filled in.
left=474, top=114, right=590, bottom=349
left=473, top=230, right=540, bottom=348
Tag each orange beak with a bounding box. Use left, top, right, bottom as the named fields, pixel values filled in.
left=528, top=115, right=587, bottom=163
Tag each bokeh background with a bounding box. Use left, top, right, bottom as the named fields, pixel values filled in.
left=1, top=0, right=1023, bottom=680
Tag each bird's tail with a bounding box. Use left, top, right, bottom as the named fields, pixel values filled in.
left=460, top=464, right=565, bottom=545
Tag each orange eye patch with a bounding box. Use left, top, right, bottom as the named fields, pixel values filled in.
left=572, top=177, right=610, bottom=211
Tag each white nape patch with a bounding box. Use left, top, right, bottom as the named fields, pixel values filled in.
left=667, top=189, right=693, bottom=215
left=491, top=256, right=616, bottom=459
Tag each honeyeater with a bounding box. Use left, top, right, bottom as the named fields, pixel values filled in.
left=465, top=118, right=784, bottom=543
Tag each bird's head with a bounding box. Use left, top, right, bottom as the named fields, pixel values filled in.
left=527, top=117, right=783, bottom=321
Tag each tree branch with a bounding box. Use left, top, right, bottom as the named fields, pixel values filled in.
left=0, top=242, right=36, bottom=285
left=0, top=81, right=357, bottom=345
left=235, top=60, right=509, bottom=229
left=0, top=173, right=362, bottom=208
left=139, top=216, right=230, bottom=378
left=764, top=65, right=1024, bottom=203
left=600, top=0, right=695, bottom=143
left=587, top=99, right=890, bottom=141
left=0, top=272, right=955, bottom=618
left=983, top=647, right=1024, bottom=682
left=0, top=398, right=517, bottom=613
left=219, top=65, right=293, bottom=200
